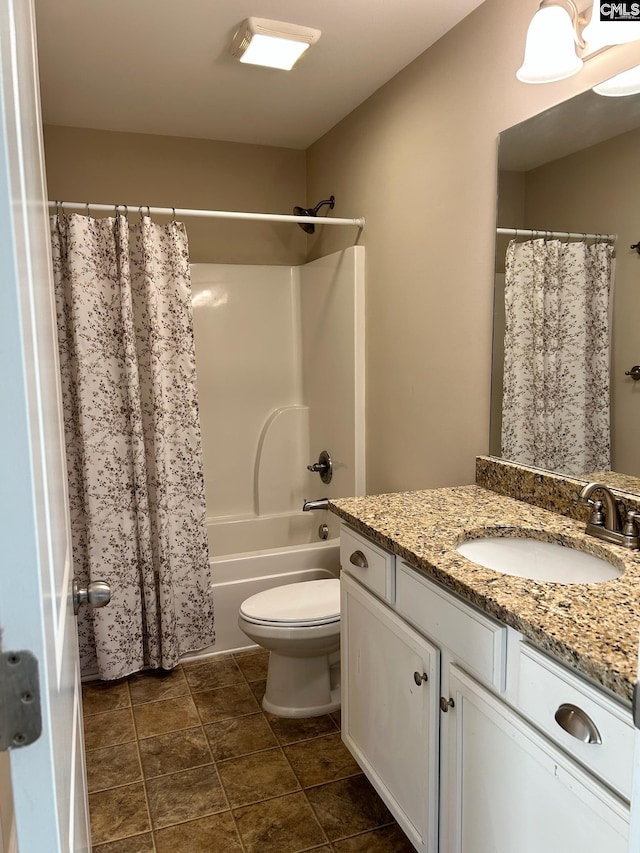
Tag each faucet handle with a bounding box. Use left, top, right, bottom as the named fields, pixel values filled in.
left=307, top=450, right=333, bottom=484
left=577, top=492, right=605, bottom=525
left=624, top=510, right=640, bottom=537
left=589, top=499, right=605, bottom=527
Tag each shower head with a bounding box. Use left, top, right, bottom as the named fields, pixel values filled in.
left=293, top=195, right=335, bottom=234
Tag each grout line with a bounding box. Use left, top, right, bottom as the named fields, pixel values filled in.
left=132, top=709, right=155, bottom=850
left=184, top=656, right=249, bottom=852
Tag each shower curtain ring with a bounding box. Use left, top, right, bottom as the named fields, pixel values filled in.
left=172, top=207, right=176, bottom=223
left=56, top=200, right=62, bottom=218
left=85, top=201, right=91, bottom=218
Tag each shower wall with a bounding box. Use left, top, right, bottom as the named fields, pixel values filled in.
left=191, top=246, right=364, bottom=521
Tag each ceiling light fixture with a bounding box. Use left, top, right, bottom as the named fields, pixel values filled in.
left=517, top=0, right=585, bottom=83
left=230, top=17, right=321, bottom=71
left=592, top=63, right=640, bottom=95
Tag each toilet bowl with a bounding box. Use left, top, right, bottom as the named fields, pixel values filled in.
left=238, top=578, right=341, bottom=718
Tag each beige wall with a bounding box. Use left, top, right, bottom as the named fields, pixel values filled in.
left=524, top=127, right=640, bottom=476
left=306, top=0, right=640, bottom=495
left=43, top=126, right=307, bottom=265
left=42, top=3, right=640, bottom=496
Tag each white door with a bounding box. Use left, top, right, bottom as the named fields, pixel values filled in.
left=0, top=1, right=90, bottom=851
left=444, top=665, right=629, bottom=853
left=341, top=572, right=440, bottom=853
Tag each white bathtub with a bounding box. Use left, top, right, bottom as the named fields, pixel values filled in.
left=182, top=510, right=341, bottom=659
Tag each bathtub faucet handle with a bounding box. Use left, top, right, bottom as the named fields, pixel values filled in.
left=302, top=498, right=329, bottom=512
left=307, top=450, right=333, bottom=484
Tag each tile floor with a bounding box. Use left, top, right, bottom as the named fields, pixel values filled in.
left=82, top=648, right=416, bottom=852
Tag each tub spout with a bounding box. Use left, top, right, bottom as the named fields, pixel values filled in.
left=302, top=498, right=329, bottom=512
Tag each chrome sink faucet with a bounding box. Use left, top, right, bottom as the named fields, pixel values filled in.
left=577, top=482, right=640, bottom=550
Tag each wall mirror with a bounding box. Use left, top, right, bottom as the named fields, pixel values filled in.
left=489, top=79, right=640, bottom=494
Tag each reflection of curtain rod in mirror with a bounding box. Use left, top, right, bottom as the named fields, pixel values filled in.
left=497, top=226, right=616, bottom=241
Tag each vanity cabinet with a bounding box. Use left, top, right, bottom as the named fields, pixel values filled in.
left=443, top=666, right=629, bottom=853
left=341, top=572, right=439, bottom=853
left=339, top=523, right=632, bottom=853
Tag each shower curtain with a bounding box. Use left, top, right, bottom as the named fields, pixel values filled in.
left=51, top=212, right=214, bottom=680
left=501, top=238, right=613, bottom=477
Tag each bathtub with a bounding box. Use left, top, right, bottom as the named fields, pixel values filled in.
left=182, top=510, right=341, bottom=660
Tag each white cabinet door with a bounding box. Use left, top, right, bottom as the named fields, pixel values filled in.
left=341, top=572, right=439, bottom=853
left=0, top=1, right=89, bottom=850
left=443, top=665, right=629, bottom=853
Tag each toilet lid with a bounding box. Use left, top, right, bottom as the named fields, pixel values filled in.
left=240, top=578, right=340, bottom=627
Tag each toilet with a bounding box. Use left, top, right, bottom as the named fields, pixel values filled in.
left=238, top=578, right=341, bottom=718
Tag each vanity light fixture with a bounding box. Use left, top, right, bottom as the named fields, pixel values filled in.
left=518, top=0, right=640, bottom=84
left=517, top=0, right=585, bottom=83
left=592, top=63, right=640, bottom=94
left=230, top=17, right=321, bottom=70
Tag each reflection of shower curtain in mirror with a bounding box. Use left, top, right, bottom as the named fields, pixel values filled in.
left=501, top=239, right=613, bottom=477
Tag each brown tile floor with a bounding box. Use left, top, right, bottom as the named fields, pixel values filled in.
left=83, top=649, right=416, bottom=853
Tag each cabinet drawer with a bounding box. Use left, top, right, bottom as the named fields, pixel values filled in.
left=396, top=562, right=507, bottom=691
left=340, top=525, right=395, bottom=603
left=517, top=643, right=634, bottom=800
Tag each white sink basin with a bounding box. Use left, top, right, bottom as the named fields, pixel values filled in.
left=456, top=537, right=622, bottom=584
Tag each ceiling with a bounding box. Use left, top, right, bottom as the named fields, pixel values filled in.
left=35, top=0, right=485, bottom=150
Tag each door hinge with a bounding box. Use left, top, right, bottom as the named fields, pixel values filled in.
left=0, top=651, right=42, bottom=750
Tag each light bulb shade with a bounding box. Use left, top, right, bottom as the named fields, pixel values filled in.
left=583, top=1, right=640, bottom=45
left=593, top=63, right=640, bottom=95
left=517, top=5, right=583, bottom=83
left=230, top=17, right=321, bottom=70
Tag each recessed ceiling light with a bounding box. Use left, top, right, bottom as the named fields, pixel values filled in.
left=230, top=17, right=321, bottom=71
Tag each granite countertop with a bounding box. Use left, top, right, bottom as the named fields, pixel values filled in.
left=329, top=484, right=640, bottom=703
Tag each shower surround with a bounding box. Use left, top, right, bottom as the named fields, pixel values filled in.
left=189, top=247, right=365, bottom=654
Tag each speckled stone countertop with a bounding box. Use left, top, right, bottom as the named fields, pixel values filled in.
left=330, top=485, right=640, bottom=703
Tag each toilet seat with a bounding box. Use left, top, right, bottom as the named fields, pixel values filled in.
left=239, top=578, right=340, bottom=628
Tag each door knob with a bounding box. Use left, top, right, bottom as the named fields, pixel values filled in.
left=72, top=578, right=111, bottom=616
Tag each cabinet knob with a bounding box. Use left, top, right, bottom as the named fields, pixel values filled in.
left=413, top=671, right=428, bottom=686
left=554, top=703, right=602, bottom=744
left=439, top=696, right=455, bottom=712
left=349, top=550, right=368, bottom=569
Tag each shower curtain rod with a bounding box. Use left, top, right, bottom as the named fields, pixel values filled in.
left=497, top=227, right=616, bottom=242
left=48, top=200, right=365, bottom=229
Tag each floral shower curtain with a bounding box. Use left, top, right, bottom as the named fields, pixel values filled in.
left=51, top=212, right=214, bottom=680
left=501, top=238, right=613, bottom=477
